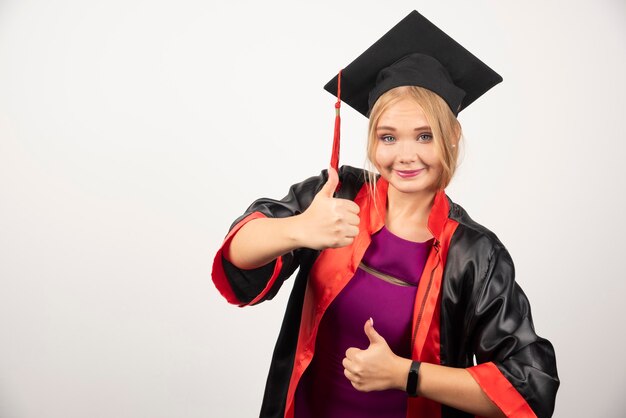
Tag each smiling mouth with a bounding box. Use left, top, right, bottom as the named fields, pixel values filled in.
left=395, top=169, right=424, bottom=178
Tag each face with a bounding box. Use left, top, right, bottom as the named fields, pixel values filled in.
left=373, top=98, right=443, bottom=197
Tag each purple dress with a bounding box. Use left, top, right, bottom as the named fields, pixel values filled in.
left=295, top=226, right=433, bottom=418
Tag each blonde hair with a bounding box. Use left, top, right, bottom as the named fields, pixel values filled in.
left=365, top=85, right=463, bottom=197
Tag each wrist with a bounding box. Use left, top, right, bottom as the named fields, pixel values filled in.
left=287, top=214, right=309, bottom=248
left=393, top=356, right=413, bottom=391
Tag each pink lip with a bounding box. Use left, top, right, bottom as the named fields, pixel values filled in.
left=395, top=169, right=424, bottom=178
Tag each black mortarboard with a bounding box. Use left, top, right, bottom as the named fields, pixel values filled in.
left=323, top=10, right=503, bottom=117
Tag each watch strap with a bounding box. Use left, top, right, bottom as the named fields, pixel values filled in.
left=406, top=360, right=421, bottom=397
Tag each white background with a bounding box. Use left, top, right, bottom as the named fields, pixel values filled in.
left=1, top=0, right=625, bottom=417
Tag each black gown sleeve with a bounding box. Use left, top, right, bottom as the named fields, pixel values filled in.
left=466, top=245, right=560, bottom=418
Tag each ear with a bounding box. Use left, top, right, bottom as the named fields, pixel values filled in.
left=451, top=121, right=462, bottom=149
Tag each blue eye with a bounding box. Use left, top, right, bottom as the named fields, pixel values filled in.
left=380, top=135, right=396, bottom=143
left=418, top=134, right=433, bottom=142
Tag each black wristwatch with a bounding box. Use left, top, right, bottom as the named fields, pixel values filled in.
left=406, top=360, right=421, bottom=397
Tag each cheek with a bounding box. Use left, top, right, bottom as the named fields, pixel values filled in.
left=429, top=158, right=445, bottom=181
left=374, top=146, right=393, bottom=167
left=423, top=147, right=442, bottom=167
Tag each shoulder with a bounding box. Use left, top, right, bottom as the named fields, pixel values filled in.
left=296, top=165, right=370, bottom=186
left=278, top=165, right=372, bottom=203
left=445, top=196, right=513, bottom=276
left=446, top=196, right=507, bottom=253
left=444, top=196, right=518, bottom=297
left=337, top=165, right=374, bottom=184
left=335, top=165, right=375, bottom=200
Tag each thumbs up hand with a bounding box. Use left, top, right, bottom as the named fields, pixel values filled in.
left=342, top=318, right=410, bottom=392
left=296, top=167, right=360, bottom=250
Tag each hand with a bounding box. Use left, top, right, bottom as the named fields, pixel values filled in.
left=342, top=318, right=410, bottom=392
left=296, top=167, right=360, bottom=250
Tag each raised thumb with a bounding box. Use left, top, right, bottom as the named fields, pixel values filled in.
left=364, top=317, right=384, bottom=345
left=320, top=166, right=339, bottom=197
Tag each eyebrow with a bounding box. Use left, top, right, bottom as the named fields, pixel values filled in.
left=376, top=125, right=431, bottom=131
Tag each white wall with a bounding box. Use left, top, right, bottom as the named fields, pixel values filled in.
left=1, top=0, right=625, bottom=416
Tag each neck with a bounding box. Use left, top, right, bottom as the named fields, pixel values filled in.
left=385, top=186, right=437, bottom=227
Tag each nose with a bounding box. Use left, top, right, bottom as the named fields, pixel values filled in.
left=397, top=140, right=418, bottom=164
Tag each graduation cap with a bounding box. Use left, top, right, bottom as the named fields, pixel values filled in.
left=324, top=10, right=502, bottom=172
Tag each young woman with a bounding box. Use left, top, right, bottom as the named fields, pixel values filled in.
left=212, top=10, right=559, bottom=418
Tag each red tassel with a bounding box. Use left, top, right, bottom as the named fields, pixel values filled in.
left=330, top=69, right=342, bottom=192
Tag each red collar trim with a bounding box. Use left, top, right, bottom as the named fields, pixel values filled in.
left=428, top=190, right=450, bottom=241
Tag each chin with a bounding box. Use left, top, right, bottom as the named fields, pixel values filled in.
left=388, top=180, right=437, bottom=195
left=391, top=171, right=440, bottom=190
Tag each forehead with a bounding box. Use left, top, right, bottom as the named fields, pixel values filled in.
left=377, top=98, right=430, bottom=127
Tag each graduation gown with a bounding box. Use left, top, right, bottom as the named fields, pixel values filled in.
left=211, top=165, right=559, bottom=418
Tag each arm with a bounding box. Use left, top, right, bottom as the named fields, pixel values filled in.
left=224, top=215, right=305, bottom=270
left=465, top=245, right=559, bottom=418
left=343, top=319, right=505, bottom=418
left=225, top=166, right=359, bottom=269
left=212, top=167, right=360, bottom=306
left=393, top=360, right=505, bottom=418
